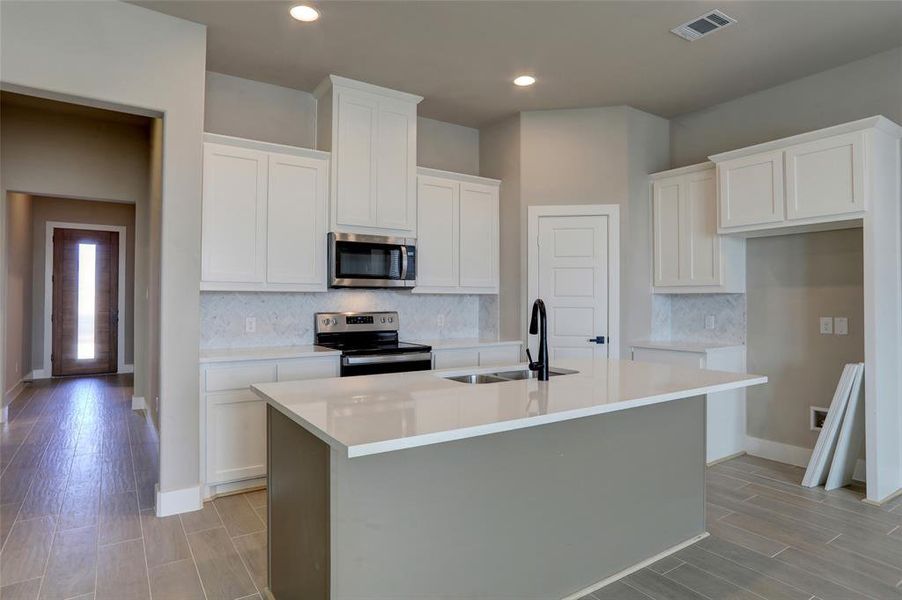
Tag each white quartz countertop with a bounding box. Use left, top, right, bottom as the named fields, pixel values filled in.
left=413, top=338, right=523, bottom=349
left=252, top=358, right=766, bottom=458
left=199, top=345, right=340, bottom=364
left=631, top=340, right=745, bottom=353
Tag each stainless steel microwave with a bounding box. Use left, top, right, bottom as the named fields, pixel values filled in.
left=328, top=232, right=417, bottom=288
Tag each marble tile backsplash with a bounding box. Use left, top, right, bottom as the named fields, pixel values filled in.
left=200, top=290, right=492, bottom=349
left=651, top=294, right=747, bottom=344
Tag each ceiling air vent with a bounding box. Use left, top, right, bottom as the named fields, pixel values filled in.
left=671, top=9, right=736, bottom=41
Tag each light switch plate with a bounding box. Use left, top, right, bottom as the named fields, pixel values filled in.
left=705, top=315, right=716, bottom=330
left=834, top=317, right=848, bottom=335
left=245, top=317, right=256, bottom=333
left=819, top=317, right=833, bottom=335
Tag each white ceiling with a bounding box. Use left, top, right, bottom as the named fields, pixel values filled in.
left=133, top=1, right=902, bottom=128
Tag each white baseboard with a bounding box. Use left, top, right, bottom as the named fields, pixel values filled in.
left=745, top=435, right=866, bottom=482
left=204, top=477, right=266, bottom=501
left=3, top=378, right=26, bottom=407
left=155, top=483, right=203, bottom=517
left=131, top=396, right=146, bottom=410
left=560, top=532, right=709, bottom=600
left=120, top=363, right=134, bottom=374
left=0, top=404, right=8, bottom=424
left=27, top=368, right=48, bottom=380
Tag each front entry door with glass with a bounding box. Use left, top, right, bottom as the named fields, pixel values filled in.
left=51, top=228, right=119, bottom=376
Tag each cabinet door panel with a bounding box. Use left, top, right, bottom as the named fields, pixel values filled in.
left=267, top=153, right=328, bottom=286
left=785, top=131, right=865, bottom=220
left=416, top=177, right=459, bottom=288
left=718, top=150, right=784, bottom=228
left=459, top=183, right=499, bottom=290
left=276, top=356, right=339, bottom=381
left=685, top=171, right=720, bottom=285
left=202, top=144, right=267, bottom=283
left=433, top=348, right=479, bottom=369
left=376, top=102, right=416, bottom=230
left=206, top=390, right=266, bottom=484
left=334, top=91, right=377, bottom=226
left=652, top=178, right=682, bottom=286
left=478, top=346, right=521, bottom=367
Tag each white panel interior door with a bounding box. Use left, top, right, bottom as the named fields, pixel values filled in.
left=202, top=143, right=267, bottom=283
left=267, top=153, right=327, bottom=286
left=536, top=215, right=609, bottom=360
left=459, top=182, right=499, bottom=290
left=334, top=91, right=377, bottom=226
left=416, top=176, right=459, bottom=288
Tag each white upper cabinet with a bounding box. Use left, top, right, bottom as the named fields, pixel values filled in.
left=201, top=134, right=329, bottom=292
left=266, top=152, right=328, bottom=286
left=459, top=182, right=499, bottom=291
left=717, top=150, right=785, bottom=229
left=414, top=168, right=500, bottom=295
left=315, top=76, right=422, bottom=237
left=202, top=143, right=268, bottom=284
left=711, top=117, right=887, bottom=234
left=651, top=164, right=744, bottom=294
left=784, top=131, right=865, bottom=220
left=416, top=175, right=459, bottom=289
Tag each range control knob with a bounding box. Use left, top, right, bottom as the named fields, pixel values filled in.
left=380, top=317, right=386, bottom=323
left=388, top=317, right=394, bottom=323
left=329, top=318, right=337, bottom=325
left=322, top=318, right=330, bottom=325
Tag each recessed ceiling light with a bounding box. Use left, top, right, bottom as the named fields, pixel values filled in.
left=513, top=75, right=536, bottom=87
left=290, top=4, right=320, bottom=22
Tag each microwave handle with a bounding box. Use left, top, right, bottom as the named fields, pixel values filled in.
left=400, top=246, right=409, bottom=280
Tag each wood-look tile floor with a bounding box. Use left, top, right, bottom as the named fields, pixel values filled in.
left=3, top=376, right=901, bottom=599
left=581, top=455, right=902, bottom=600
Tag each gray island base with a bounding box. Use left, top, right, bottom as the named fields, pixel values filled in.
left=267, top=396, right=706, bottom=600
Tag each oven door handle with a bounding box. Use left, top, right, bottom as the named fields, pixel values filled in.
left=342, top=352, right=432, bottom=366
left=400, top=246, right=409, bottom=280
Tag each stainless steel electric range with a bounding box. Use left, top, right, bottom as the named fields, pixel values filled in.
left=314, top=311, right=433, bottom=377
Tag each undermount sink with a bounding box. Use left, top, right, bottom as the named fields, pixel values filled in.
left=444, top=367, right=579, bottom=384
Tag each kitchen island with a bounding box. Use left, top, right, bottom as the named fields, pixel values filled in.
left=252, top=358, right=766, bottom=600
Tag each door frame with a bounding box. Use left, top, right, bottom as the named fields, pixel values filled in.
left=527, top=205, right=621, bottom=360
left=43, top=221, right=128, bottom=377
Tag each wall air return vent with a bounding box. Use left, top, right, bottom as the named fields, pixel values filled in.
left=671, top=10, right=736, bottom=41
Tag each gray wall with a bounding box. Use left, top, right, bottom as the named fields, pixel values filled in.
left=746, top=229, right=864, bottom=450
left=4, top=193, right=33, bottom=390
left=204, top=72, right=481, bottom=174
left=1, top=0, right=207, bottom=498
left=205, top=71, right=317, bottom=148
left=485, top=107, right=669, bottom=356
left=479, top=115, right=521, bottom=339
left=416, top=117, right=479, bottom=175
left=670, top=47, right=902, bottom=167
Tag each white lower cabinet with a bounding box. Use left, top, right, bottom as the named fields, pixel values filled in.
left=631, top=343, right=746, bottom=464
left=414, top=168, right=500, bottom=294
left=200, top=353, right=339, bottom=495
left=432, top=343, right=522, bottom=370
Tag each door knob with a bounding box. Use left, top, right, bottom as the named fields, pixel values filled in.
left=587, top=336, right=606, bottom=344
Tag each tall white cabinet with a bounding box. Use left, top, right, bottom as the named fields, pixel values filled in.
left=650, top=163, right=745, bottom=293
left=201, top=134, right=329, bottom=292
left=315, top=75, right=423, bottom=237
left=414, top=168, right=500, bottom=294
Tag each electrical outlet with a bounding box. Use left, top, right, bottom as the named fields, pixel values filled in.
left=819, top=317, right=833, bottom=335
left=245, top=317, right=256, bottom=333
left=704, top=315, right=716, bottom=330
left=437, top=314, right=445, bottom=328
left=834, top=317, right=848, bottom=335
